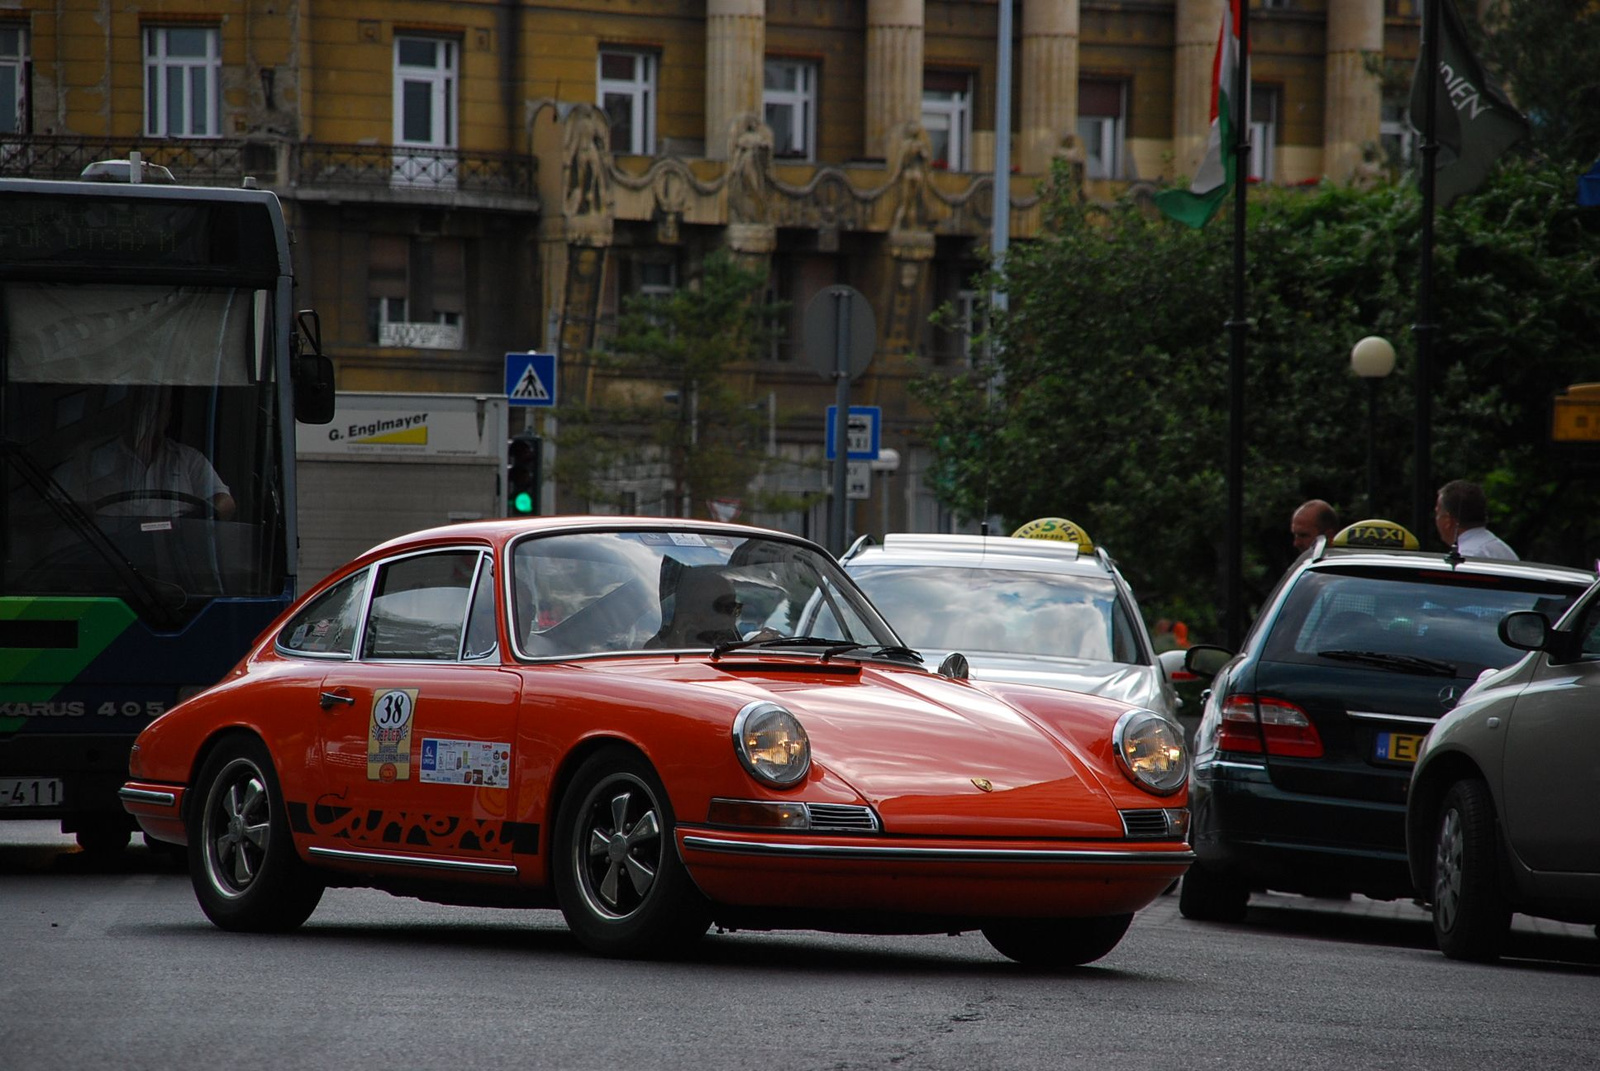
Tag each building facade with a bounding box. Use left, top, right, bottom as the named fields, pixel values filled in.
left=0, top=0, right=1424, bottom=538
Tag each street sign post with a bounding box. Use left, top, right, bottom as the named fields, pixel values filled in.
left=505, top=352, right=557, bottom=408
left=803, top=286, right=877, bottom=554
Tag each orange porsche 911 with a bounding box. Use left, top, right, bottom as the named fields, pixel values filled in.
left=121, top=517, right=1191, bottom=965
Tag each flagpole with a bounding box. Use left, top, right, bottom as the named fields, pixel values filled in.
left=1414, top=0, right=1440, bottom=538
left=1224, top=0, right=1249, bottom=649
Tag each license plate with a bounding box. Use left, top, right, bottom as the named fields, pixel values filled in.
left=1374, top=732, right=1423, bottom=764
left=0, top=777, right=64, bottom=808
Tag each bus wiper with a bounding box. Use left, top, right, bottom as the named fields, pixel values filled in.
left=1316, top=649, right=1458, bottom=677
left=0, top=440, right=184, bottom=629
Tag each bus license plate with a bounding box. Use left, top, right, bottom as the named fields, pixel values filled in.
left=0, top=778, right=64, bottom=808
left=1374, top=732, right=1423, bottom=764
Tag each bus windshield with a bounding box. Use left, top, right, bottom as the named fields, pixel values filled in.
left=2, top=280, right=287, bottom=626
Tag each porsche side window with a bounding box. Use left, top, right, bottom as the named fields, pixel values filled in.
left=462, top=555, right=497, bottom=660
left=362, top=550, right=479, bottom=661
left=280, top=570, right=370, bottom=657
left=1575, top=597, right=1600, bottom=658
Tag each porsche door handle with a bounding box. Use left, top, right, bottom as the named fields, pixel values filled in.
left=319, top=690, right=355, bottom=710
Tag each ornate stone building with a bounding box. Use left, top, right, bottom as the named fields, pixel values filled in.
left=0, top=0, right=1424, bottom=536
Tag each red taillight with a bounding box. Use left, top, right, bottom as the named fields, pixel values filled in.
left=1217, top=694, right=1324, bottom=759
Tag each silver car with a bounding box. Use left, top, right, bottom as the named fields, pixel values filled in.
left=841, top=530, right=1184, bottom=728
left=1407, top=578, right=1600, bottom=961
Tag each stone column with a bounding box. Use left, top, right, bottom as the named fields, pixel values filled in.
left=706, top=0, right=764, bottom=160
left=1019, top=0, right=1079, bottom=175
left=866, top=0, right=924, bottom=160
left=1323, top=0, right=1384, bottom=185
left=1173, top=0, right=1225, bottom=180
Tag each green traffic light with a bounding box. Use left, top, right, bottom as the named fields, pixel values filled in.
left=513, top=491, right=535, bottom=514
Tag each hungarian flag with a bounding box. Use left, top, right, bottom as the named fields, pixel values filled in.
left=1155, top=0, right=1245, bottom=229
left=1408, top=0, right=1528, bottom=207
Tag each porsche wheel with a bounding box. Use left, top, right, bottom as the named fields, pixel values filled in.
left=1432, top=778, right=1509, bottom=962
left=188, top=736, right=323, bottom=932
left=1178, top=862, right=1250, bottom=922
left=982, top=914, right=1133, bottom=967
left=553, top=747, right=711, bottom=958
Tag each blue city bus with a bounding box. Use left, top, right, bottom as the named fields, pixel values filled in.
left=0, top=170, right=334, bottom=853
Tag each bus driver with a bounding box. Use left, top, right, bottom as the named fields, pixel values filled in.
left=79, top=386, right=237, bottom=521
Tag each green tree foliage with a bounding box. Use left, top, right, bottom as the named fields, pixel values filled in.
left=916, top=158, right=1600, bottom=639
left=1474, top=0, right=1600, bottom=166
left=554, top=250, right=809, bottom=518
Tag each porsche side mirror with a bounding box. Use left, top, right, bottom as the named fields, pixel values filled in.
left=938, top=652, right=969, bottom=680
left=1184, top=644, right=1233, bottom=681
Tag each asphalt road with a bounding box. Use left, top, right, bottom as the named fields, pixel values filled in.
left=2, top=821, right=1596, bottom=1071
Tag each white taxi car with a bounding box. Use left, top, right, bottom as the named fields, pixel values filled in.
left=841, top=518, right=1185, bottom=730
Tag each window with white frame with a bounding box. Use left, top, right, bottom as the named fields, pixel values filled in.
left=1076, top=79, right=1127, bottom=179
left=368, top=235, right=466, bottom=349
left=763, top=59, right=817, bottom=161
left=1380, top=98, right=1416, bottom=171
left=922, top=71, right=973, bottom=171
left=1249, top=85, right=1280, bottom=183
left=1, top=25, right=28, bottom=135
left=144, top=26, right=220, bottom=137
left=394, top=37, right=457, bottom=149
left=598, top=50, right=656, bottom=156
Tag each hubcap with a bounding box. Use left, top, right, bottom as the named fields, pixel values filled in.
left=1434, top=806, right=1463, bottom=931
left=206, top=762, right=271, bottom=897
left=577, top=782, right=661, bottom=919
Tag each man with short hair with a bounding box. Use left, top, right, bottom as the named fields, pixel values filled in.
left=1290, top=499, right=1340, bottom=555
left=1434, top=479, right=1517, bottom=560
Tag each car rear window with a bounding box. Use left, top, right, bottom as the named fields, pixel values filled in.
left=1262, top=567, right=1582, bottom=678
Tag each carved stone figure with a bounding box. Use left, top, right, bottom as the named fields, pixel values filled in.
left=563, top=103, right=613, bottom=220
left=889, top=122, right=932, bottom=234
left=726, top=114, right=773, bottom=224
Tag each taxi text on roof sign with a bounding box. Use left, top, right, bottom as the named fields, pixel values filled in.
left=1331, top=519, right=1420, bottom=551
left=1011, top=517, right=1095, bottom=553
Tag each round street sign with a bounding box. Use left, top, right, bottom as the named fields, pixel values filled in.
left=802, top=285, right=876, bottom=381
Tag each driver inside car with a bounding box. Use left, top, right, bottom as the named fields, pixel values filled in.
left=77, top=385, right=236, bottom=520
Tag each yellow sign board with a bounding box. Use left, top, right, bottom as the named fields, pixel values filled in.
left=1552, top=384, right=1600, bottom=443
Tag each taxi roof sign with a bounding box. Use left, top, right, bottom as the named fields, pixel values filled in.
left=1011, top=517, right=1095, bottom=553
left=1331, top=519, right=1420, bottom=551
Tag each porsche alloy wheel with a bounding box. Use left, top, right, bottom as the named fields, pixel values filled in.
left=1431, top=778, right=1509, bottom=962
left=189, top=736, right=323, bottom=932
left=982, top=914, right=1134, bottom=968
left=553, top=747, right=711, bottom=958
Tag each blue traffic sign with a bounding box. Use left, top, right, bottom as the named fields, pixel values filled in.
left=825, top=405, right=881, bottom=461
left=505, top=352, right=557, bottom=407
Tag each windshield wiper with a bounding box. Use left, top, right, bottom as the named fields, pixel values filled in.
left=711, top=635, right=857, bottom=659
left=0, top=441, right=184, bottom=628
left=1316, top=649, right=1458, bottom=677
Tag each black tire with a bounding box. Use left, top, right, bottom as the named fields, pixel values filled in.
left=1431, top=778, right=1510, bottom=962
left=982, top=914, right=1134, bottom=967
left=1178, top=863, right=1251, bottom=922
left=187, top=736, right=323, bottom=932
left=552, top=747, right=711, bottom=958
left=74, top=820, right=131, bottom=857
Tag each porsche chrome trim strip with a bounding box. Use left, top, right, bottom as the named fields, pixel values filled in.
left=680, top=835, right=1195, bottom=864
left=118, top=786, right=177, bottom=807
left=1346, top=710, right=1438, bottom=726
left=307, top=845, right=518, bottom=875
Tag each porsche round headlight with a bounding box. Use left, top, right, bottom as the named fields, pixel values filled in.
left=733, top=701, right=811, bottom=787
left=1112, top=709, right=1187, bottom=796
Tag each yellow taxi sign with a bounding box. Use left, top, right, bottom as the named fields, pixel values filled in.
left=1551, top=383, right=1600, bottom=443
left=1331, top=519, right=1420, bottom=551
left=1011, top=517, right=1095, bottom=553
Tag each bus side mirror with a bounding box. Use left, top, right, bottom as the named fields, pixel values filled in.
left=292, top=309, right=336, bottom=425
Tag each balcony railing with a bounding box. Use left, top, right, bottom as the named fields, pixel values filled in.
left=0, top=135, right=536, bottom=201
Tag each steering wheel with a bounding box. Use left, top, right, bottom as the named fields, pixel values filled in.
left=91, top=489, right=218, bottom=520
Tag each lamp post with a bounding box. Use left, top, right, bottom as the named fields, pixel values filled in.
left=1351, top=336, right=1396, bottom=514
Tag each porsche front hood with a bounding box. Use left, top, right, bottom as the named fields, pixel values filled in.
left=735, top=664, right=1128, bottom=839
left=917, top=649, right=1159, bottom=708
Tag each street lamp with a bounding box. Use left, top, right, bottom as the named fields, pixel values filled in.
left=1351, top=335, right=1396, bottom=514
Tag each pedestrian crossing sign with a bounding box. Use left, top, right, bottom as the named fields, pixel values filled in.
left=505, top=352, right=557, bottom=408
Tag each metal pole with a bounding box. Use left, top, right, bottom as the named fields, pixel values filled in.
left=1414, top=0, right=1441, bottom=538
left=1224, top=0, right=1250, bottom=649
left=830, top=288, right=851, bottom=555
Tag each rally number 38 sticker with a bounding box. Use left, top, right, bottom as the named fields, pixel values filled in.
left=367, top=688, right=418, bottom=783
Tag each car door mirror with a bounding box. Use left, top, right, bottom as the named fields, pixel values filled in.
left=937, top=652, right=969, bottom=680
left=1499, top=611, right=1550, bottom=653
left=1184, top=643, right=1233, bottom=681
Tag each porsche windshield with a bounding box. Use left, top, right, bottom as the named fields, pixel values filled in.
left=1, top=282, right=288, bottom=625
left=510, top=530, right=898, bottom=658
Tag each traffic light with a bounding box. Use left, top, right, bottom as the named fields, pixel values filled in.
left=507, top=434, right=541, bottom=516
